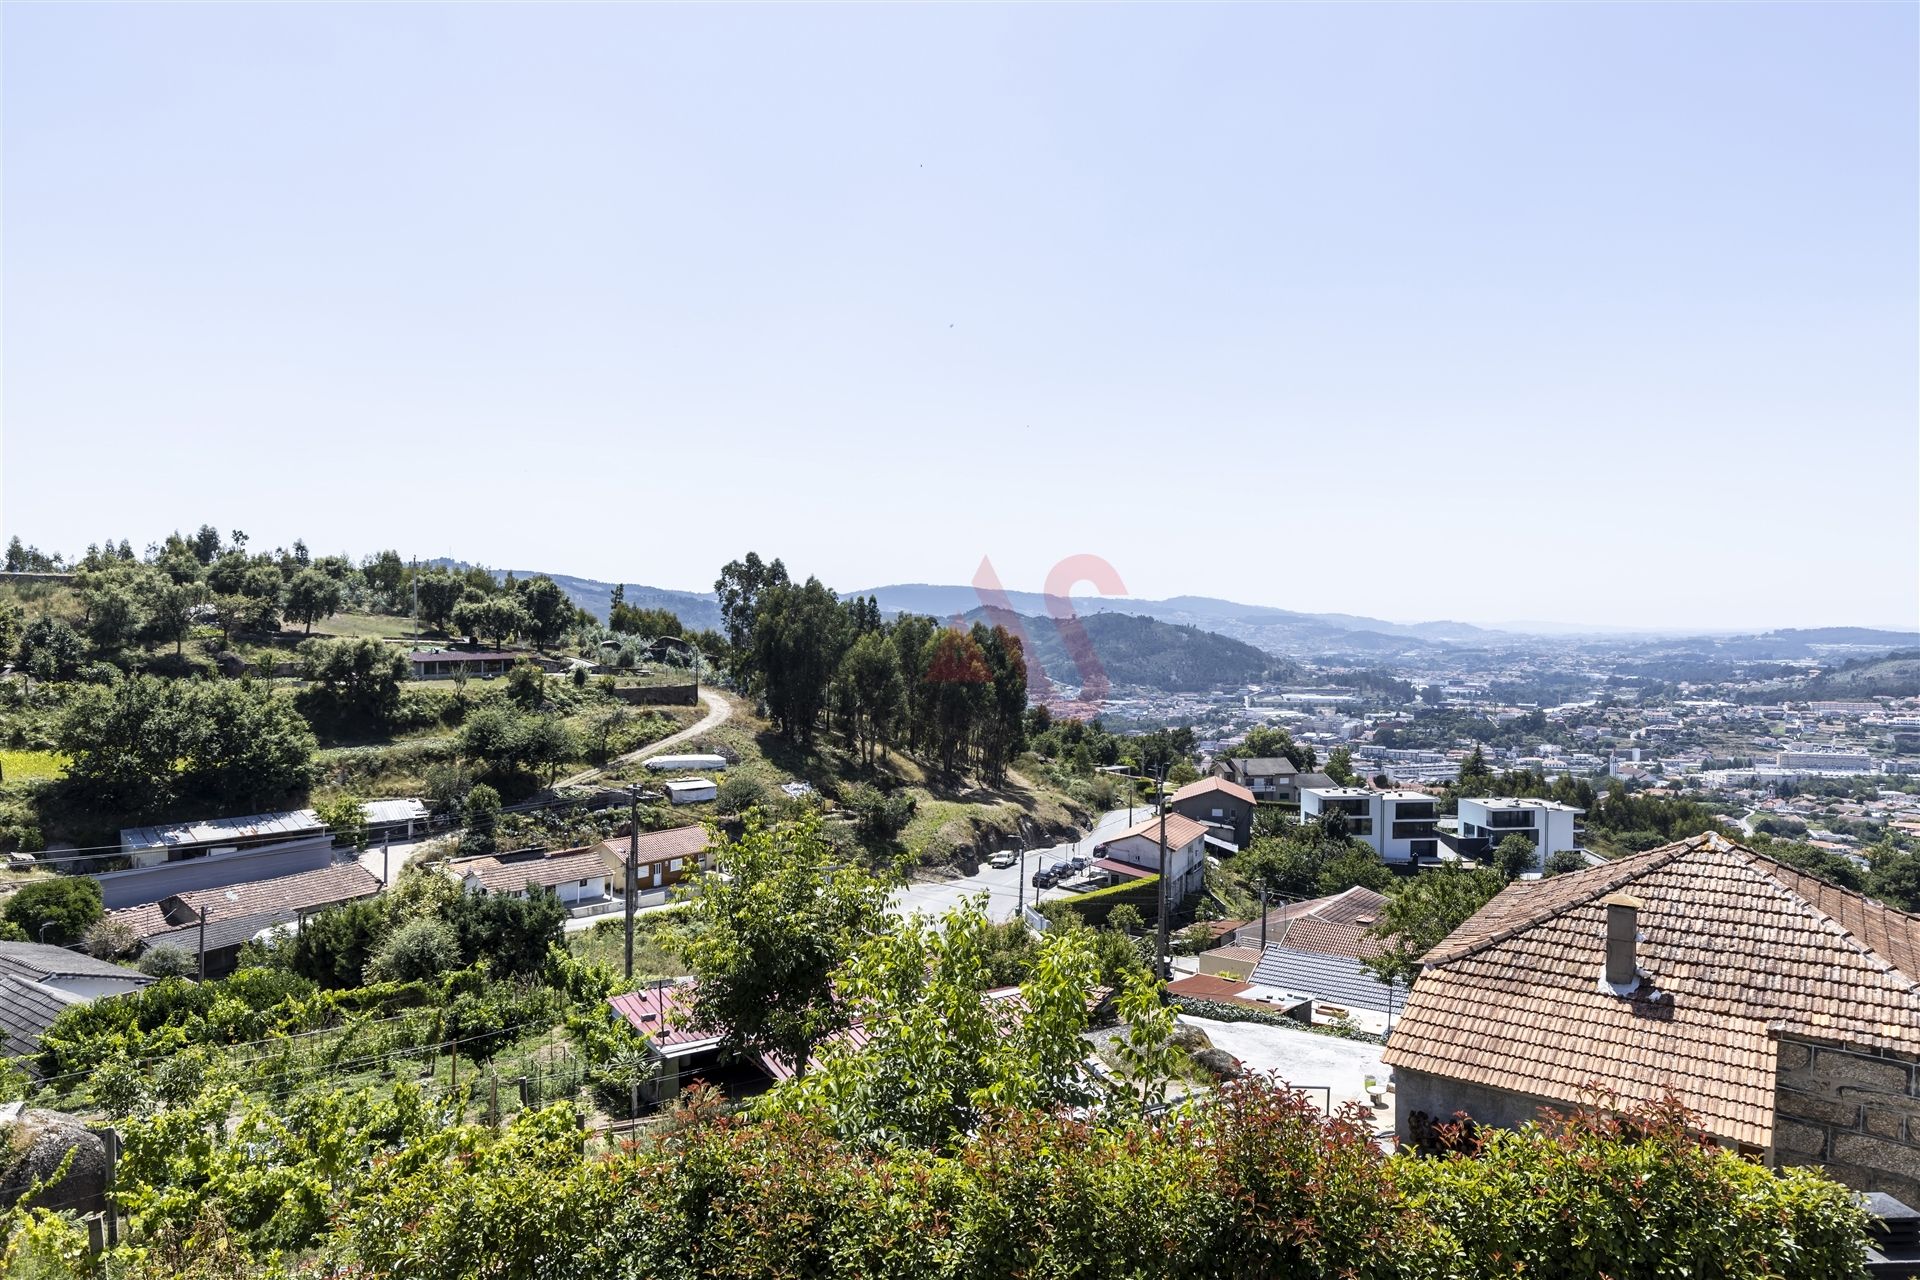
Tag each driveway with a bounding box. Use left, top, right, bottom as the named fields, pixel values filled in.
left=557, top=688, right=734, bottom=788
left=1177, top=1013, right=1390, bottom=1126
left=892, top=807, right=1147, bottom=924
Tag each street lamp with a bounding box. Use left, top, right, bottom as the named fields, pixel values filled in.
left=38, top=922, right=55, bottom=946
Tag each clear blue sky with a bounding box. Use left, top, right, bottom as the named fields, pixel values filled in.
left=4, top=4, right=1914, bottom=631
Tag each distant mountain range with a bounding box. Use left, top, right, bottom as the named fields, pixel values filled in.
left=961, top=606, right=1297, bottom=693
left=442, top=563, right=1920, bottom=671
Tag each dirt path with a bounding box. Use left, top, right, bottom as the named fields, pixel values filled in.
left=557, top=688, right=734, bottom=788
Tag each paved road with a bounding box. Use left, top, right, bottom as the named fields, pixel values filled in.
left=893, top=807, right=1149, bottom=923
left=356, top=837, right=433, bottom=887
left=557, top=688, right=734, bottom=788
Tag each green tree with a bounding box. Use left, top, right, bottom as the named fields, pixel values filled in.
left=753, top=577, right=847, bottom=741
left=78, top=567, right=146, bottom=653
left=444, top=886, right=564, bottom=977
left=922, top=626, right=989, bottom=776
left=461, top=783, right=502, bottom=853
left=685, top=813, right=891, bottom=1078
left=518, top=576, right=572, bottom=648
left=58, top=676, right=186, bottom=812
left=714, top=551, right=789, bottom=679
left=143, top=578, right=206, bottom=656
left=414, top=571, right=464, bottom=631
left=1364, top=865, right=1506, bottom=985
left=285, top=567, right=345, bottom=635
left=838, top=630, right=903, bottom=767
left=775, top=897, right=1100, bottom=1149
left=1542, top=849, right=1588, bottom=877
left=2, top=876, right=103, bottom=946
left=1493, top=833, right=1537, bottom=880
left=18, top=616, right=84, bottom=680
left=297, top=636, right=409, bottom=735
left=1228, top=724, right=1315, bottom=772
left=452, top=596, right=527, bottom=647
left=316, top=793, right=370, bottom=853
left=288, top=897, right=393, bottom=986
left=366, top=917, right=461, bottom=983
left=1325, top=746, right=1356, bottom=786
left=181, top=679, right=318, bottom=808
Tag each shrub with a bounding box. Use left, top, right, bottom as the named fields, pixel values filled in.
left=136, top=945, right=196, bottom=979
left=2, top=876, right=103, bottom=946
left=715, top=772, right=768, bottom=814
left=365, top=917, right=460, bottom=984
left=1390, top=1096, right=1868, bottom=1279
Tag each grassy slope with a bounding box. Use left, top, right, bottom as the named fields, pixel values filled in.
left=612, top=697, right=1089, bottom=864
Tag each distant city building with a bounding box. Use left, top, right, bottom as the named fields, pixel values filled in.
left=1775, top=748, right=1875, bottom=773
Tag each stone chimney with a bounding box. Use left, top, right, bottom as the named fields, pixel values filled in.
left=1602, top=892, right=1643, bottom=989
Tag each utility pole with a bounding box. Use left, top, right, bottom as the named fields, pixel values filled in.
left=1258, top=882, right=1269, bottom=952
left=381, top=833, right=391, bottom=886
left=197, top=905, right=209, bottom=981
left=1016, top=829, right=1028, bottom=915
left=625, top=784, right=639, bottom=980
left=1155, top=764, right=1171, bottom=981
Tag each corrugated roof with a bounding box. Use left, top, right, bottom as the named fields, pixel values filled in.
left=1249, top=945, right=1407, bottom=1015
left=120, top=809, right=324, bottom=854
left=1380, top=832, right=1920, bottom=1149
left=608, top=982, right=718, bottom=1052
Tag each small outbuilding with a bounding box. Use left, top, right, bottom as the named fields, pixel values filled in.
left=663, top=778, right=717, bottom=806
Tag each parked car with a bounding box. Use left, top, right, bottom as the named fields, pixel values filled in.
left=1068, top=855, right=1091, bottom=872
left=988, top=849, right=1017, bottom=869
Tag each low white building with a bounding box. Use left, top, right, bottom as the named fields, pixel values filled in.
left=1454, top=798, right=1583, bottom=871
left=444, top=847, right=610, bottom=907
left=1298, top=787, right=1440, bottom=864
left=645, top=755, right=730, bottom=773
left=663, top=778, right=718, bottom=805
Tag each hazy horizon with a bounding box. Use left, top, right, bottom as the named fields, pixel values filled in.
left=4, top=5, right=1916, bottom=633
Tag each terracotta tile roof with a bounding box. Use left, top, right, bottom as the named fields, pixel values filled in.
left=1099, top=812, right=1212, bottom=852
left=1380, top=833, right=1920, bottom=1149
left=1170, top=776, right=1256, bottom=807
left=1230, top=886, right=1389, bottom=956
left=595, top=825, right=711, bottom=869
left=107, top=864, right=382, bottom=942
left=453, top=847, right=607, bottom=895
left=1274, top=915, right=1384, bottom=961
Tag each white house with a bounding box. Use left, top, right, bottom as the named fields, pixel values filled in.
left=1092, top=812, right=1211, bottom=900
left=444, top=847, right=610, bottom=907
left=1454, top=798, right=1583, bottom=870
left=1299, top=787, right=1440, bottom=864
left=663, top=778, right=718, bottom=806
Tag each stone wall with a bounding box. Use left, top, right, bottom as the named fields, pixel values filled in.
left=1774, top=1037, right=1920, bottom=1203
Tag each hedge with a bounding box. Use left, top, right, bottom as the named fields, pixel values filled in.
left=1037, top=873, right=1161, bottom=927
